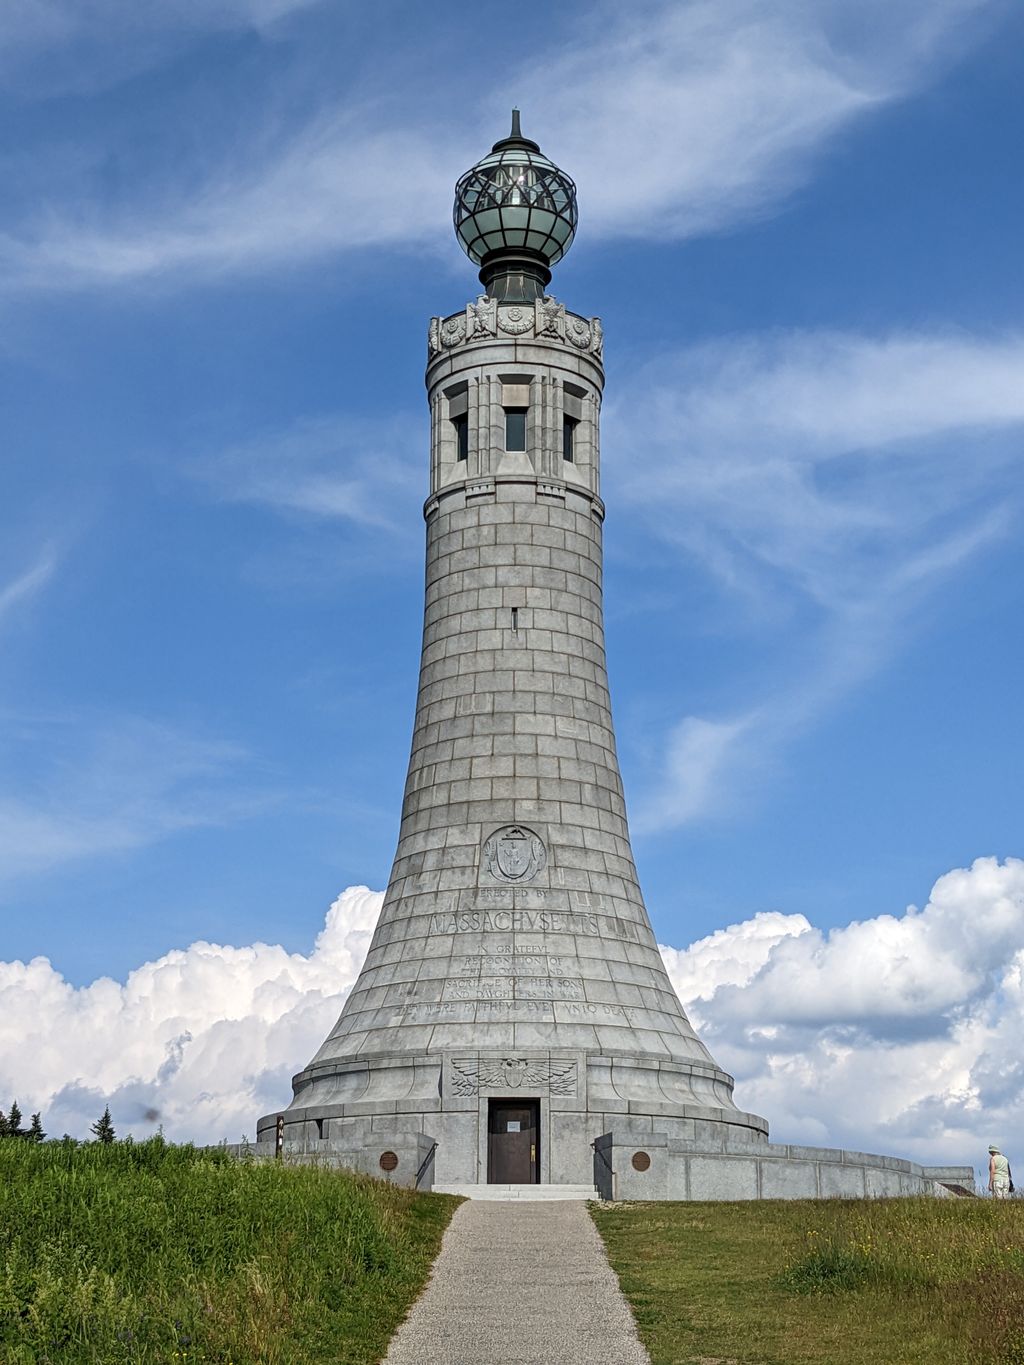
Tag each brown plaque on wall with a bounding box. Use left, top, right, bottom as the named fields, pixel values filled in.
left=631, top=1150, right=651, bottom=1172
left=379, top=1151, right=399, bottom=1172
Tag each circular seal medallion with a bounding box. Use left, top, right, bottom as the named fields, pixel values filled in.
left=441, top=317, right=466, bottom=348
left=483, top=825, right=547, bottom=883
left=566, top=316, right=592, bottom=349
left=631, top=1151, right=651, bottom=1172
left=379, top=1151, right=399, bottom=1172
left=498, top=306, right=534, bottom=336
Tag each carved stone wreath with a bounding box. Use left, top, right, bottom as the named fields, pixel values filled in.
left=440, top=316, right=466, bottom=348
left=498, top=306, right=534, bottom=336
left=566, top=316, right=592, bottom=349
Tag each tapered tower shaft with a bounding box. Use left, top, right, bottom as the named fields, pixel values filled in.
left=260, top=118, right=766, bottom=1185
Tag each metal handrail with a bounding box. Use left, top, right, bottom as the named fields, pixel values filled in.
left=415, top=1141, right=438, bottom=1190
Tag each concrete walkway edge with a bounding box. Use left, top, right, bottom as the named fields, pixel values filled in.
left=383, top=1200, right=651, bottom=1364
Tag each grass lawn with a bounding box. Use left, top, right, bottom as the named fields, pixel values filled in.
left=591, top=1197, right=1024, bottom=1365
left=0, top=1137, right=459, bottom=1365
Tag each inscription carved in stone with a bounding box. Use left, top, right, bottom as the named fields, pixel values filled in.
left=450, top=1057, right=577, bottom=1097
left=482, top=825, right=547, bottom=884
left=457, top=953, right=571, bottom=977
left=442, top=977, right=513, bottom=1002
left=426, top=908, right=640, bottom=942
left=393, top=1000, right=635, bottom=1023
left=441, top=974, right=584, bottom=1004
left=515, top=976, right=584, bottom=1001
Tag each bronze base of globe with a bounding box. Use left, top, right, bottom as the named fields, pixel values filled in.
left=478, top=249, right=552, bottom=302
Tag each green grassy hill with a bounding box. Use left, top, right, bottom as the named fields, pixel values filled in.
left=592, top=1196, right=1024, bottom=1365
left=0, top=1137, right=458, bottom=1365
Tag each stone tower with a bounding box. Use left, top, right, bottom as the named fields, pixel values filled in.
left=258, top=114, right=767, bottom=1188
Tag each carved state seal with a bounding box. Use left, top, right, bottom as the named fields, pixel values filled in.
left=482, top=825, right=547, bottom=883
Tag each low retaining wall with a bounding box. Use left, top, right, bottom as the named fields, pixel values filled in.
left=593, top=1129, right=975, bottom=1200
left=221, top=1122, right=437, bottom=1191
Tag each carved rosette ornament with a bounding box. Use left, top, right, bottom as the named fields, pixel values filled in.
left=497, top=305, right=533, bottom=335
left=565, top=315, right=592, bottom=349
left=439, top=315, right=466, bottom=349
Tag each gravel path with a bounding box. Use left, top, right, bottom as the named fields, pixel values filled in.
left=383, top=1199, right=651, bottom=1365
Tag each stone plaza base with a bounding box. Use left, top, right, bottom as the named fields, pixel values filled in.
left=246, top=1080, right=974, bottom=1199
left=235, top=1120, right=973, bottom=1199
left=255, top=1048, right=770, bottom=1187
left=592, top=1130, right=974, bottom=1200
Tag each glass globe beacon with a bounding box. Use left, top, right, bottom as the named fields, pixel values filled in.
left=454, top=112, right=577, bottom=301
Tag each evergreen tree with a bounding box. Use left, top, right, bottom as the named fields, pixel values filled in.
left=91, top=1105, right=116, bottom=1144
left=27, top=1112, right=45, bottom=1143
left=7, top=1101, right=24, bottom=1138
left=0, top=1108, right=8, bottom=1138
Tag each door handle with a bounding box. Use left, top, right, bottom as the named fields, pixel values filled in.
left=530, top=1144, right=536, bottom=1160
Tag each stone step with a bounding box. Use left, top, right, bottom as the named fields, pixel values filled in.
left=433, top=1183, right=600, bottom=1201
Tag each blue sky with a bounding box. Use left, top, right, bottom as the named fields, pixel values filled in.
left=1, top=0, right=1023, bottom=1160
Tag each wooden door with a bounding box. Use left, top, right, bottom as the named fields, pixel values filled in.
left=487, top=1100, right=539, bottom=1183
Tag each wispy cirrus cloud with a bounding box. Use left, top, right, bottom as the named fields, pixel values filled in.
left=192, top=413, right=423, bottom=531
left=0, top=549, right=57, bottom=625
left=513, top=0, right=995, bottom=241
left=0, top=715, right=273, bottom=881
left=619, top=329, right=1024, bottom=827
left=0, top=0, right=323, bottom=95
left=0, top=0, right=1003, bottom=289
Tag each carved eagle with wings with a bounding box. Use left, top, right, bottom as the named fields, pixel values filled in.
left=450, top=1057, right=576, bottom=1097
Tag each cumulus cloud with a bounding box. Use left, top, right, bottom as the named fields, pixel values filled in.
left=618, top=329, right=1024, bottom=828
left=661, top=856, right=1024, bottom=1163
left=2, top=859, right=1022, bottom=1171
left=0, top=886, right=380, bottom=1144
left=0, top=0, right=1001, bottom=288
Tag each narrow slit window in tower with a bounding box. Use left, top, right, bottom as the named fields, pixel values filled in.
left=563, top=415, right=578, bottom=462
left=504, top=407, right=527, bottom=452
left=511, top=606, right=519, bottom=633
left=452, top=413, right=469, bottom=460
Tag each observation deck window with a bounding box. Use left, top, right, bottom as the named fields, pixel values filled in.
left=453, top=414, right=469, bottom=460
left=505, top=407, right=527, bottom=452
left=562, top=416, right=578, bottom=462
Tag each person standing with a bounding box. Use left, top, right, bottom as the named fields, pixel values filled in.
left=988, top=1144, right=1012, bottom=1198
